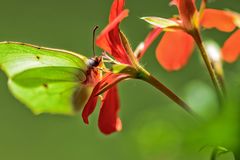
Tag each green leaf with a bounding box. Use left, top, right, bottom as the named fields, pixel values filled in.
left=0, top=41, right=92, bottom=115
left=141, top=17, right=180, bottom=29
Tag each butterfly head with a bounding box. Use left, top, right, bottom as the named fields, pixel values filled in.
left=87, top=56, right=102, bottom=68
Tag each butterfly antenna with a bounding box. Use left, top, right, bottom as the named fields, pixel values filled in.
left=92, top=25, right=99, bottom=57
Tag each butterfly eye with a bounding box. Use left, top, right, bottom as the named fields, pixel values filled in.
left=87, top=58, right=100, bottom=68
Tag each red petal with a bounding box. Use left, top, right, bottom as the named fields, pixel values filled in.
left=82, top=83, right=101, bottom=124
left=222, top=30, right=240, bottom=62
left=109, top=0, right=125, bottom=22
left=98, top=86, right=122, bottom=135
left=97, top=10, right=128, bottom=53
left=96, top=9, right=130, bottom=64
left=201, top=9, right=236, bottom=32
left=170, top=0, right=195, bottom=6
left=156, top=30, right=194, bottom=71
left=97, top=73, right=130, bottom=95
left=137, top=28, right=162, bottom=60
left=81, top=72, right=128, bottom=125
left=172, top=0, right=197, bottom=30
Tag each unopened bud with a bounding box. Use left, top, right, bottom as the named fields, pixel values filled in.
left=204, top=40, right=225, bottom=90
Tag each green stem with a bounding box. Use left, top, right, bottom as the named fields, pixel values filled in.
left=119, top=30, right=196, bottom=117
left=138, top=66, right=196, bottom=117
left=192, top=30, right=224, bottom=104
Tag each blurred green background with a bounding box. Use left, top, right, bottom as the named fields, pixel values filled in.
left=0, top=0, right=240, bottom=159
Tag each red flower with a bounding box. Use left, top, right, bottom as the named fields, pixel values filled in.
left=142, top=0, right=198, bottom=71
left=96, top=0, right=130, bottom=65
left=143, top=1, right=240, bottom=70
left=170, top=0, right=197, bottom=31
left=201, top=9, right=240, bottom=62
left=82, top=0, right=136, bottom=135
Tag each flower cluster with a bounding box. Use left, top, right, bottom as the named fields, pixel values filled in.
left=81, top=0, right=240, bottom=135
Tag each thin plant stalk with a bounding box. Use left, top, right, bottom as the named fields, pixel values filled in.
left=120, top=30, right=197, bottom=117
left=191, top=30, right=224, bottom=105
left=137, top=66, right=197, bottom=117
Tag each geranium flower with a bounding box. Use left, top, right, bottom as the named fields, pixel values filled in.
left=201, top=9, right=240, bottom=62
left=142, top=0, right=240, bottom=71
left=81, top=0, right=150, bottom=135
left=81, top=0, right=194, bottom=135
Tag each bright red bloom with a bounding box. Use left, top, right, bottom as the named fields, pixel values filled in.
left=151, top=0, right=197, bottom=71
left=82, top=0, right=132, bottom=135
left=144, top=1, right=240, bottom=71
left=201, top=9, right=240, bottom=62
left=96, top=0, right=130, bottom=65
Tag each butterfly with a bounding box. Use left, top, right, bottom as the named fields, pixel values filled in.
left=0, top=27, right=103, bottom=115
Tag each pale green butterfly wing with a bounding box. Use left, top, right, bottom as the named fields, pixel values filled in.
left=0, top=41, right=88, bottom=76
left=0, top=41, right=93, bottom=115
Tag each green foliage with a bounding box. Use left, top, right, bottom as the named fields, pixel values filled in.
left=129, top=80, right=239, bottom=160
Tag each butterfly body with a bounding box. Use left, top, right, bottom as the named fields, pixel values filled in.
left=0, top=41, right=101, bottom=115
